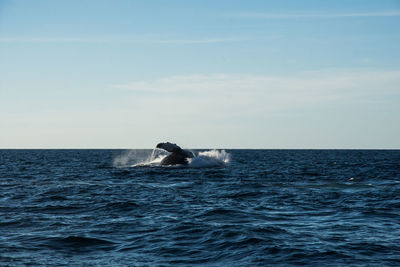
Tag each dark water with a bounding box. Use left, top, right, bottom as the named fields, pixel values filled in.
left=1, top=149, right=399, bottom=266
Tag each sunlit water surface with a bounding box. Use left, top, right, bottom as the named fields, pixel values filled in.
left=1, top=149, right=399, bottom=266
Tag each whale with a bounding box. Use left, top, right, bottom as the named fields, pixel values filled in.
left=156, top=142, right=194, bottom=166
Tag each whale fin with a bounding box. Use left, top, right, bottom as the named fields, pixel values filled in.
left=156, top=142, right=181, bottom=153
left=156, top=142, right=194, bottom=165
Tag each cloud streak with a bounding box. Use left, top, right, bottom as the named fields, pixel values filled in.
left=0, top=36, right=245, bottom=44
left=113, top=69, right=400, bottom=120
left=115, top=70, right=400, bottom=95
left=3, top=69, right=399, bottom=149
left=234, top=11, right=400, bottom=19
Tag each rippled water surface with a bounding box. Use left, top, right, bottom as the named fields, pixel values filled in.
left=1, top=149, right=399, bottom=266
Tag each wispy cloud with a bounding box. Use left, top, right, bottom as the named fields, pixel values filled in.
left=0, top=36, right=245, bottom=44
left=3, top=69, right=400, bottom=148
left=234, top=11, right=400, bottom=19
left=114, top=70, right=400, bottom=114
left=107, top=69, right=400, bottom=149
left=151, top=38, right=247, bottom=44
left=0, top=37, right=107, bottom=43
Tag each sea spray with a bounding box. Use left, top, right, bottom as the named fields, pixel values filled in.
left=113, top=149, right=167, bottom=167
left=188, top=150, right=231, bottom=168
left=198, top=150, right=231, bottom=163
left=114, top=149, right=230, bottom=168
left=113, top=150, right=136, bottom=167
left=135, top=148, right=168, bottom=166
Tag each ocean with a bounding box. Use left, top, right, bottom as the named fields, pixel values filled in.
left=1, top=149, right=399, bottom=266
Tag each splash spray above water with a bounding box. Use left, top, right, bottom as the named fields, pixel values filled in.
left=187, top=150, right=231, bottom=167
left=113, top=149, right=230, bottom=168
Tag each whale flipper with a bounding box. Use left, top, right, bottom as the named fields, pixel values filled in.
left=156, top=142, right=194, bottom=166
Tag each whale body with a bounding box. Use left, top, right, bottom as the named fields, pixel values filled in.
left=156, top=142, right=194, bottom=166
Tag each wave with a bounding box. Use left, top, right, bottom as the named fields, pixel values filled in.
left=47, top=235, right=117, bottom=252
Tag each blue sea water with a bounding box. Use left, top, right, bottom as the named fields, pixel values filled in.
left=0, top=149, right=399, bottom=266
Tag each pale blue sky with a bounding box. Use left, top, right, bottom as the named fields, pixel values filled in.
left=1, top=0, right=399, bottom=148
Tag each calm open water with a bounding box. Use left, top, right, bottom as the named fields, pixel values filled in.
left=0, top=149, right=399, bottom=266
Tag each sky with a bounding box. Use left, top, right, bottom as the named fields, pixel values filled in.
left=0, top=0, right=399, bottom=149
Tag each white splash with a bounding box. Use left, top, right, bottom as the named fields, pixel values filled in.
left=130, top=148, right=168, bottom=167
left=188, top=150, right=231, bottom=168
left=113, top=149, right=168, bottom=167
left=113, top=149, right=230, bottom=168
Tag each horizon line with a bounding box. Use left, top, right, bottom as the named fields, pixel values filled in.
left=0, top=148, right=398, bottom=150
